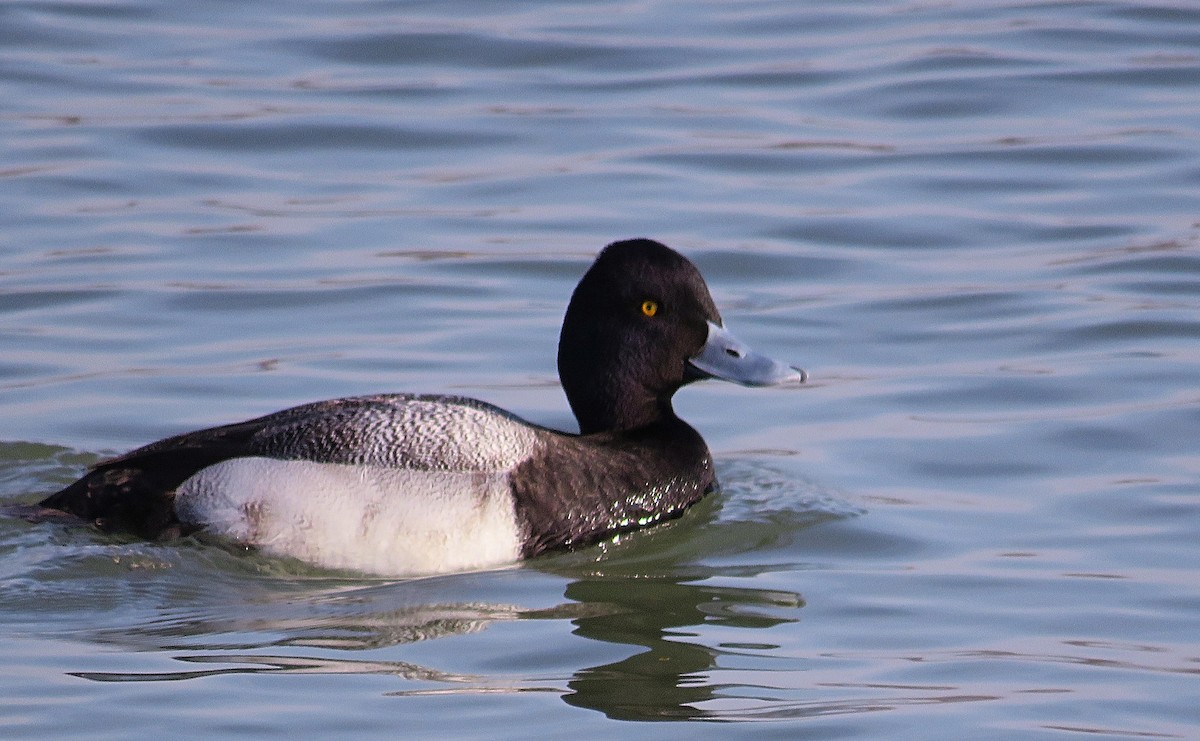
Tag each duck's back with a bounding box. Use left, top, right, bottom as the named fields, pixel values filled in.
left=132, top=393, right=541, bottom=470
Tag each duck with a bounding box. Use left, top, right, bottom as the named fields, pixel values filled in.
left=39, top=239, right=805, bottom=576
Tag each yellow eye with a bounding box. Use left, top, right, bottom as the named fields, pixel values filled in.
left=641, top=300, right=659, bottom=317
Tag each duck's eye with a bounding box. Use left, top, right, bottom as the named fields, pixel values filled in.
left=641, top=300, right=659, bottom=317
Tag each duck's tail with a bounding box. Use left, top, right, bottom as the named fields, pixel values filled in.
left=39, top=464, right=184, bottom=539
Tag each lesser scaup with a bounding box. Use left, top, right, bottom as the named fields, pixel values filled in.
left=39, top=239, right=805, bottom=575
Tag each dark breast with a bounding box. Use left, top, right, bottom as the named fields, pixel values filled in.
left=510, top=419, right=715, bottom=558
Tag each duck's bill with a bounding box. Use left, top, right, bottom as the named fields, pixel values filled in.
left=687, top=321, right=807, bottom=387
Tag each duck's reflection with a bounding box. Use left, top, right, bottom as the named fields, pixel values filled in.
left=74, top=568, right=803, bottom=721
left=561, top=576, right=802, bottom=720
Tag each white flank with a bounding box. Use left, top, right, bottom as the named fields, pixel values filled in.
left=175, top=458, right=522, bottom=576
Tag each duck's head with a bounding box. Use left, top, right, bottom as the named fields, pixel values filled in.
left=557, top=239, right=805, bottom=434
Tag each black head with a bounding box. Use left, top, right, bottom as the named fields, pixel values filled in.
left=557, top=239, right=723, bottom=434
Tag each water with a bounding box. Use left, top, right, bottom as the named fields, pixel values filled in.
left=3, top=0, right=1199, bottom=737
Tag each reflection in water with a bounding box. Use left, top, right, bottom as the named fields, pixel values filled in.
left=68, top=572, right=806, bottom=721
left=58, top=562, right=1198, bottom=725
left=73, top=653, right=479, bottom=685
left=562, top=577, right=802, bottom=721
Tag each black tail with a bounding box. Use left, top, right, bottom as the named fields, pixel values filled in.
left=39, top=465, right=183, bottom=539
left=39, top=447, right=242, bottom=540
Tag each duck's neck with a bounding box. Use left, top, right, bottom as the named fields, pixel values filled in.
left=567, top=384, right=677, bottom=436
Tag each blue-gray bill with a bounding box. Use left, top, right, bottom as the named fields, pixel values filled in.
left=687, top=321, right=807, bottom=387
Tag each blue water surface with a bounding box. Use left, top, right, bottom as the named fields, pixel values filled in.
left=2, top=1, right=1199, bottom=738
